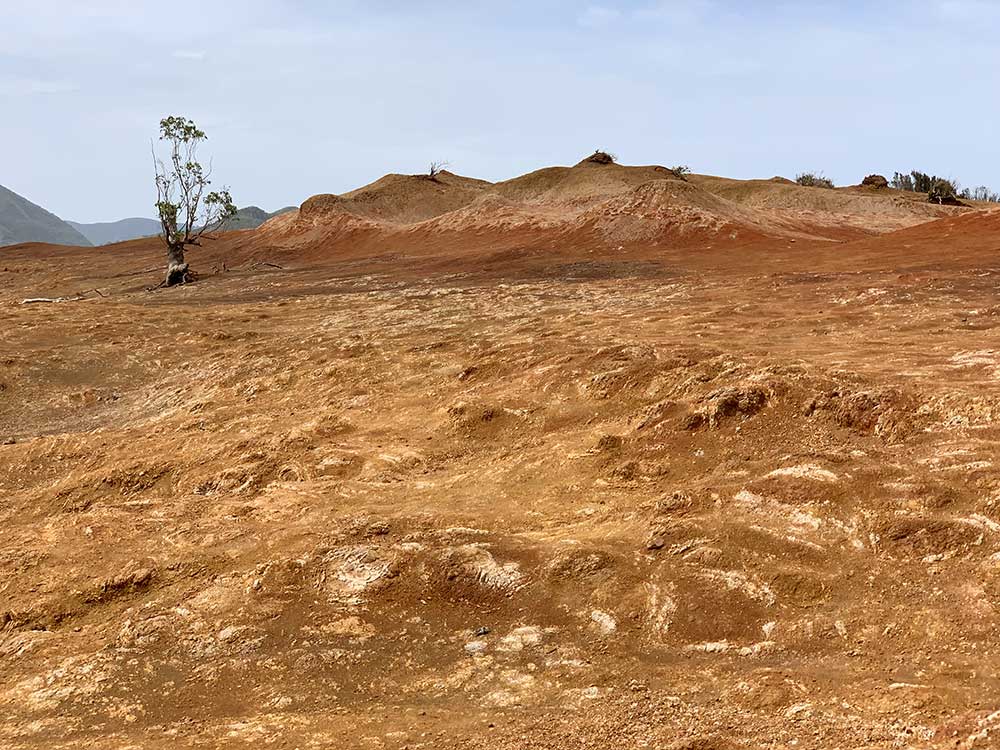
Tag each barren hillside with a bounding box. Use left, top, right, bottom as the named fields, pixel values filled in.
left=2, top=159, right=1000, bottom=749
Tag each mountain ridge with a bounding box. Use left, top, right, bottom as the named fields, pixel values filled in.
left=63, top=206, right=300, bottom=246
left=67, top=217, right=161, bottom=246
left=0, top=184, right=92, bottom=248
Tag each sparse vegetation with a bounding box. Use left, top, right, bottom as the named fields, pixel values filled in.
left=890, top=172, right=914, bottom=192
left=668, top=165, right=691, bottom=180
left=152, top=116, right=236, bottom=287
left=889, top=170, right=1000, bottom=204
left=891, top=171, right=957, bottom=195
left=428, top=161, right=450, bottom=181
left=861, top=174, right=889, bottom=189
left=796, top=172, right=835, bottom=189
left=928, top=179, right=962, bottom=206
left=586, top=150, right=617, bottom=165
left=959, top=185, right=1000, bottom=203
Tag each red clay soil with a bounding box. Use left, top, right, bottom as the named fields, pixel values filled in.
left=3, top=160, right=1000, bottom=749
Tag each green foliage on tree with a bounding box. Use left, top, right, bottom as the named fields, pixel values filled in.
left=928, top=178, right=961, bottom=205
left=892, top=169, right=999, bottom=203
left=152, top=116, right=237, bottom=285
left=891, top=170, right=955, bottom=195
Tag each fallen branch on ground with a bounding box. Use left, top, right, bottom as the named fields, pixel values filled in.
left=21, top=296, right=83, bottom=304
left=20, top=288, right=107, bottom=304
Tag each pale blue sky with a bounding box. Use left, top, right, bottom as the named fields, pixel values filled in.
left=3, top=0, right=1000, bottom=222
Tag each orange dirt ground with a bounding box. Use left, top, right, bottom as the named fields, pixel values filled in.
left=4, top=161, right=1000, bottom=749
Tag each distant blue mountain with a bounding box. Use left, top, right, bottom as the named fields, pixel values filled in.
left=0, top=184, right=92, bottom=247
left=225, top=205, right=298, bottom=231
left=67, top=217, right=161, bottom=246
left=67, top=205, right=298, bottom=245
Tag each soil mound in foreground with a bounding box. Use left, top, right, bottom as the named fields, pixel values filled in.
left=7, top=211, right=1000, bottom=747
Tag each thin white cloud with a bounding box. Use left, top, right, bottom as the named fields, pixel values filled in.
left=4, top=1, right=1000, bottom=222
left=0, top=78, right=78, bottom=95
left=634, top=0, right=713, bottom=24
left=578, top=6, right=622, bottom=28
left=936, top=0, right=1000, bottom=18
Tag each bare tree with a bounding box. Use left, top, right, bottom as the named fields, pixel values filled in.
left=428, top=161, right=450, bottom=181
left=152, top=116, right=237, bottom=287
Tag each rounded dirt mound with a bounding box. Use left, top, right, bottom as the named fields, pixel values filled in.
left=861, top=174, right=889, bottom=189
left=299, top=193, right=346, bottom=217
left=250, top=160, right=984, bottom=269
left=496, top=161, right=686, bottom=206
left=296, top=171, right=492, bottom=226
left=413, top=192, right=567, bottom=234
left=690, top=173, right=968, bottom=236
left=578, top=179, right=770, bottom=244
left=338, top=171, right=492, bottom=224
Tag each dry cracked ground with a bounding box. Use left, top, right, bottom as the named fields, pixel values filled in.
left=4, top=252, right=1000, bottom=749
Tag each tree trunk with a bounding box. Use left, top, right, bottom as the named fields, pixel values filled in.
left=165, top=241, right=190, bottom=287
